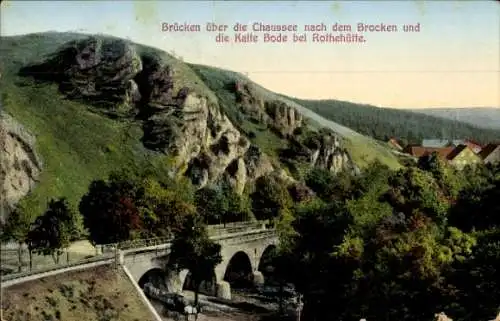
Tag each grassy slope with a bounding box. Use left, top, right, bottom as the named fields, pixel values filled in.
left=0, top=33, right=218, bottom=218
left=189, top=64, right=401, bottom=170
left=2, top=265, right=157, bottom=321
left=1, top=79, right=154, bottom=217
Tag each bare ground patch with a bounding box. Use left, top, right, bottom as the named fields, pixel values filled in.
left=1, top=264, right=157, bottom=321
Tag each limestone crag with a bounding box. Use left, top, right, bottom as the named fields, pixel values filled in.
left=264, top=100, right=303, bottom=137
left=235, top=81, right=356, bottom=175
left=18, top=37, right=287, bottom=191
left=17, top=36, right=356, bottom=194
left=234, top=81, right=267, bottom=123
left=235, top=81, right=303, bottom=137
left=0, top=112, right=42, bottom=224
left=134, top=57, right=179, bottom=112
left=282, top=129, right=359, bottom=175
left=243, top=145, right=275, bottom=181
left=137, top=63, right=252, bottom=188
left=308, top=132, right=358, bottom=175
left=21, top=37, right=143, bottom=115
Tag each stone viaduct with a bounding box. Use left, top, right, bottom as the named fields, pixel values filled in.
left=1, top=222, right=279, bottom=301
left=122, top=228, right=278, bottom=300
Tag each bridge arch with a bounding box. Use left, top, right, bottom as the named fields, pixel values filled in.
left=138, top=268, right=168, bottom=290
left=258, top=245, right=277, bottom=274
left=257, top=244, right=280, bottom=286
left=223, top=251, right=254, bottom=289
left=180, top=268, right=218, bottom=296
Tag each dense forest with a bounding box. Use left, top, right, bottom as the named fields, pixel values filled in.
left=270, top=157, right=500, bottom=321
left=289, top=97, right=500, bottom=145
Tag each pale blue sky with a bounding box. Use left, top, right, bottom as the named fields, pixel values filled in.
left=1, top=1, right=499, bottom=108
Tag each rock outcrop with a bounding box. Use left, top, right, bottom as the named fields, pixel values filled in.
left=281, top=128, right=359, bottom=175
left=306, top=130, right=358, bottom=175
left=0, top=112, right=42, bottom=224
left=17, top=36, right=357, bottom=194
left=264, top=100, right=303, bottom=137
left=234, top=81, right=303, bottom=137
left=18, top=37, right=290, bottom=191
left=234, top=80, right=357, bottom=175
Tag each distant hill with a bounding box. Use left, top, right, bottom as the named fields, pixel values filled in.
left=286, top=98, right=500, bottom=145
left=409, top=107, right=500, bottom=130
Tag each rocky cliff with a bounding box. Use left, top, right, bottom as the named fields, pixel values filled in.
left=0, top=111, right=42, bottom=224
left=3, top=35, right=359, bottom=220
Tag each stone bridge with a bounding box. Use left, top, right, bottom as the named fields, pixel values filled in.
left=122, top=228, right=278, bottom=300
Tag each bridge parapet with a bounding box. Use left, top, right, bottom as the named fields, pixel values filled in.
left=207, top=221, right=266, bottom=235
left=121, top=228, right=275, bottom=256
left=1, top=253, right=115, bottom=283
left=116, top=236, right=172, bottom=251
left=106, top=221, right=268, bottom=251
left=213, top=230, right=276, bottom=246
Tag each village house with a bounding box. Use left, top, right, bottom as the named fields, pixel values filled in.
left=445, top=144, right=483, bottom=169
left=403, top=145, right=455, bottom=159
left=421, top=138, right=482, bottom=153
left=463, top=139, right=483, bottom=154
left=403, top=144, right=483, bottom=169
left=479, top=143, right=500, bottom=164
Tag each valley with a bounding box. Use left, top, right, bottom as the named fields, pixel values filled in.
left=1, top=31, right=499, bottom=321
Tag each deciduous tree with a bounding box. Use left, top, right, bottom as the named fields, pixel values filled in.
left=27, top=198, right=82, bottom=264
left=0, top=208, right=32, bottom=272
left=138, top=177, right=196, bottom=238
left=169, top=213, right=222, bottom=308
left=79, top=174, right=142, bottom=245
left=251, top=174, right=292, bottom=223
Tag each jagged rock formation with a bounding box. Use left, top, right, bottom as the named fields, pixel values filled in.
left=0, top=112, right=42, bottom=224
left=306, top=130, right=358, bottom=174
left=20, top=37, right=142, bottom=116
left=234, top=81, right=302, bottom=137
left=17, top=36, right=357, bottom=195
left=280, top=128, right=359, bottom=176
left=222, top=145, right=275, bottom=194
left=264, top=100, right=303, bottom=137
left=234, top=80, right=357, bottom=175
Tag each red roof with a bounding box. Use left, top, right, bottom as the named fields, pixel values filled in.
left=479, top=143, right=500, bottom=159
left=446, top=145, right=468, bottom=160
left=463, top=139, right=483, bottom=151
left=404, top=146, right=455, bottom=159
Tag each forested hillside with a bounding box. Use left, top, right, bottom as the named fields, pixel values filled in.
left=289, top=98, right=500, bottom=145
